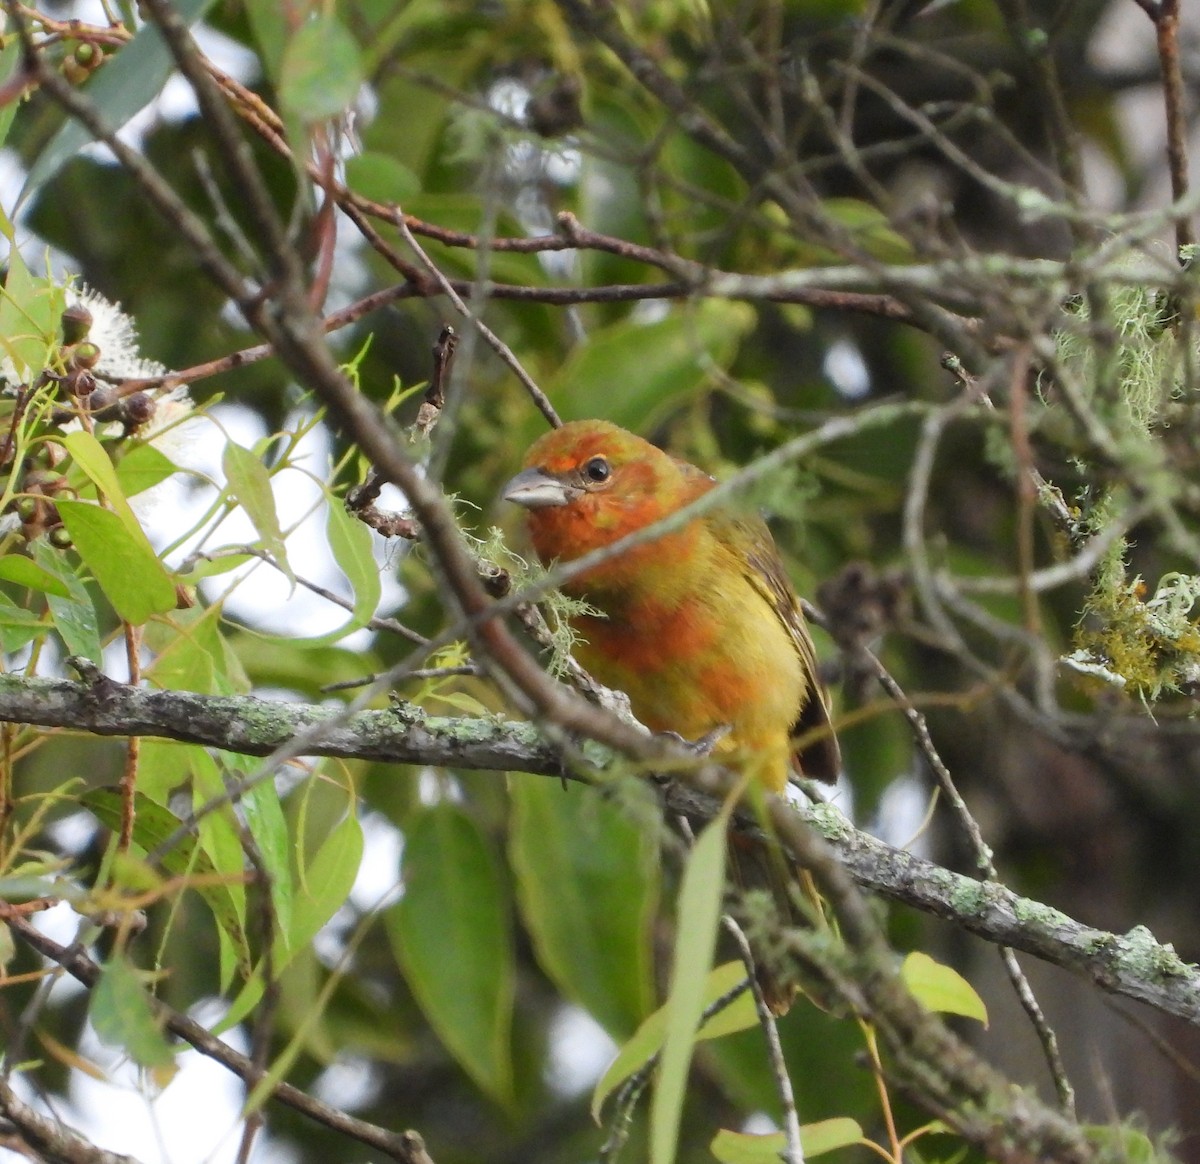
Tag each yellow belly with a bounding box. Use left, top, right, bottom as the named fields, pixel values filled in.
left=572, top=587, right=803, bottom=792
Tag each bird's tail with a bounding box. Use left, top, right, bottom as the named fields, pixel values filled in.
left=725, top=827, right=821, bottom=1016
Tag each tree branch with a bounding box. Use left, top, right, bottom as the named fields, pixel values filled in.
left=2, top=673, right=1197, bottom=1027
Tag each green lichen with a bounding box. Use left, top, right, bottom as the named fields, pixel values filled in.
left=1071, top=569, right=1200, bottom=699
left=1115, top=924, right=1196, bottom=981
left=1053, top=275, right=1183, bottom=434
left=474, top=525, right=604, bottom=680
left=803, top=799, right=854, bottom=843
left=1052, top=266, right=1200, bottom=702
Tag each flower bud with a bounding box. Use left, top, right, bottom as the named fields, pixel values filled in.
left=120, top=391, right=156, bottom=430
left=69, top=370, right=97, bottom=397
left=71, top=341, right=101, bottom=370
left=86, top=386, right=118, bottom=417
left=61, top=304, right=93, bottom=344
left=73, top=42, right=100, bottom=70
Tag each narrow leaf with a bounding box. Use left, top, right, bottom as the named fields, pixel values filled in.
left=244, top=0, right=289, bottom=83
left=592, top=961, right=755, bottom=1121
left=651, top=814, right=728, bottom=1164
left=238, top=762, right=294, bottom=947
left=81, top=788, right=252, bottom=979
left=92, top=951, right=176, bottom=1071
left=34, top=541, right=102, bottom=663
left=0, top=553, right=71, bottom=597
left=389, top=805, right=514, bottom=1103
left=0, top=37, right=23, bottom=150
left=223, top=441, right=290, bottom=578
left=23, top=0, right=218, bottom=198
left=510, top=778, right=658, bottom=1036
left=0, top=253, right=65, bottom=380
left=0, top=593, right=46, bottom=653
left=286, top=809, right=363, bottom=955
left=116, top=443, right=179, bottom=498
left=326, top=492, right=381, bottom=625
left=711, top=1119, right=865, bottom=1163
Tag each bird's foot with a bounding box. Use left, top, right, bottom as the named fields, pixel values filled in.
left=660, top=724, right=731, bottom=757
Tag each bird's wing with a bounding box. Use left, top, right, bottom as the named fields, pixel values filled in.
left=719, top=508, right=842, bottom=784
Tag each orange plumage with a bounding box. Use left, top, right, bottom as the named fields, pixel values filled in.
left=504, top=419, right=839, bottom=791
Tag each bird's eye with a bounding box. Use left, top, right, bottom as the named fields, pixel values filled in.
left=583, top=456, right=610, bottom=483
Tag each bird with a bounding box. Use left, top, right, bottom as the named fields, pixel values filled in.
left=504, top=419, right=840, bottom=1012
left=503, top=418, right=839, bottom=790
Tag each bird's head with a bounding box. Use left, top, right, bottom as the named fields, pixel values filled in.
left=504, top=419, right=704, bottom=564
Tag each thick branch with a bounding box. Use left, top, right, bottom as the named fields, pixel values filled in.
left=0, top=673, right=569, bottom=773
left=3, top=674, right=1197, bottom=1027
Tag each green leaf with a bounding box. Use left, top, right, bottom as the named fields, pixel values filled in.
left=63, top=430, right=143, bottom=531
left=388, top=805, right=515, bottom=1104
left=651, top=813, right=728, bottom=1164
left=510, top=777, right=658, bottom=1037
left=711, top=1119, right=865, bottom=1163
left=592, top=961, right=755, bottom=1121
left=144, top=604, right=240, bottom=695
left=0, top=38, right=23, bottom=151
left=0, top=593, right=46, bottom=653
left=238, top=761, right=294, bottom=948
left=176, top=552, right=254, bottom=581
left=223, top=441, right=290, bottom=578
left=244, top=0, right=289, bottom=83
left=823, top=197, right=914, bottom=263
left=901, top=951, right=988, bottom=1025
left=0, top=251, right=66, bottom=380
left=549, top=300, right=755, bottom=432
left=286, top=807, right=363, bottom=955
left=56, top=499, right=176, bottom=625
left=187, top=750, right=250, bottom=991
left=116, top=442, right=180, bottom=498
left=81, top=787, right=252, bottom=979
left=136, top=740, right=249, bottom=990
left=1084, top=1124, right=1160, bottom=1163
left=345, top=152, right=421, bottom=205
left=279, top=15, right=363, bottom=124
left=0, top=553, right=71, bottom=597
left=34, top=541, right=101, bottom=663
left=0, top=874, right=72, bottom=902
left=92, top=951, right=176, bottom=1071
left=326, top=492, right=381, bottom=626
left=22, top=0, right=218, bottom=199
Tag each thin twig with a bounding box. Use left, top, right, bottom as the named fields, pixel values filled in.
left=864, top=649, right=1076, bottom=1116
left=1137, top=0, right=1194, bottom=255
left=390, top=210, right=561, bottom=429
left=723, top=916, right=805, bottom=1164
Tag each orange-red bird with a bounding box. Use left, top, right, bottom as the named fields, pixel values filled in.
left=503, top=419, right=839, bottom=790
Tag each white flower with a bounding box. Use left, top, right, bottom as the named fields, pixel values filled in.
left=64, top=285, right=169, bottom=381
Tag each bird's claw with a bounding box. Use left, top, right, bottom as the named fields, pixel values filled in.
left=660, top=724, right=731, bottom=757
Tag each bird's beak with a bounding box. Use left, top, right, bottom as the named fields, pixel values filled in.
left=503, top=467, right=577, bottom=509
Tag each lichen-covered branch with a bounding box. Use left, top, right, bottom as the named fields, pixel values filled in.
left=2, top=672, right=1197, bottom=1027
